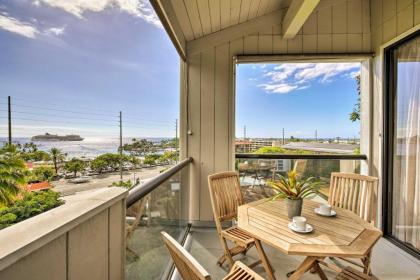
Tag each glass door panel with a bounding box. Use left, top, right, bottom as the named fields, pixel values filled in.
left=391, top=34, right=420, bottom=252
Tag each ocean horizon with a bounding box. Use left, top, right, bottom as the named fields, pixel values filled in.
left=0, top=137, right=171, bottom=159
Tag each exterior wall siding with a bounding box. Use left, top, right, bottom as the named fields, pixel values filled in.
left=370, top=0, right=420, bottom=227
left=184, top=0, right=373, bottom=221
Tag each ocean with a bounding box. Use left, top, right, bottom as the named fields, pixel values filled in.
left=0, top=137, right=169, bottom=159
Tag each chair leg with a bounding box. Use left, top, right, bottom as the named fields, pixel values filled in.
left=362, top=251, right=372, bottom=275
left=311, top=261, right=328, bottom=280
left=220, top=237, right=235, bottom=268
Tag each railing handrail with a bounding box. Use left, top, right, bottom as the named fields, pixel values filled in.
left=126, top=157, right=193, bottom=207
left=236, top=153, right=367, bottom=160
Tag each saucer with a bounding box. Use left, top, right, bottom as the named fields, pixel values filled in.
left=288, top=222, right=313, bottom=233
left=314, top=208, right=337, bottom=217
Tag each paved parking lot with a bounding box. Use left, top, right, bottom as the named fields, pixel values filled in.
left=53, top=166, right=167, bottom=196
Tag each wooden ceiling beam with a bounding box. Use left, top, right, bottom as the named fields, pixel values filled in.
left=282, top=0, right=320, bottom=39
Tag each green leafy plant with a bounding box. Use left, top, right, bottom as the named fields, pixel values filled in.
left=268, top=170, right=321, bottom=200
left=30, top=166, right=55, bottom=182
left=0, top=154, right=27, bottom=207
left=110, top=180, right=133, bottom=189
left=0, top=190, right=64, bottom=229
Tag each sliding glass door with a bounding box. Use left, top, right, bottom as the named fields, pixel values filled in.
left=384, top=31, right=420, bottom=257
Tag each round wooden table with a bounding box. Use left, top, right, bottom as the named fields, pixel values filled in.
left=238, top=199, right=382, bottom=280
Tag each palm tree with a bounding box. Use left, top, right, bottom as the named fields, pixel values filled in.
left=49, top=148, right=66, bottom=174
left=0, top=156, right=26, bottom=206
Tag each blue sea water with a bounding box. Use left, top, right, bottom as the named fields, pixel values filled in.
left=0, top=137, right=168, bottom=159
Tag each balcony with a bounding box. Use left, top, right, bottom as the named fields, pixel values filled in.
left=1, top=0, right=420, bottom=279
left=1, top=157, right=420, bottom=279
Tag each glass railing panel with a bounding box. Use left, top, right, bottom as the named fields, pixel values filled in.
left=125, top=162, right=190, bottom=280
left=236, top=156, right=363, bottom=203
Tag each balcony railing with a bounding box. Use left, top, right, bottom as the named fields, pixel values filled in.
left=125, top=157, right=192, bottom=280
left=236, top=153, right=367, bottom=201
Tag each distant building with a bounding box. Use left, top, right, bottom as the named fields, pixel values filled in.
left=235, top=140, right=252, bottom=153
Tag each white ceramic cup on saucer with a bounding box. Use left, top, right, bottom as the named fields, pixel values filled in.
left=319, top=204, right=332, bottom=215
left=292, top=216, right=307, bottom=231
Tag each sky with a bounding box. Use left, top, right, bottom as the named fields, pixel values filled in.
left=236, top=63, right=361, bottom=139
left=0, top=0, right=179, bottom=138
left=0, top=0, right=361, bottom=140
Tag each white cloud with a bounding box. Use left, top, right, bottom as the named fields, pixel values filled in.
left=34, top=0, right=162, bottom=28
left=45, top=26, right=65, bottom=36
left=294, top=63, right=360, bottom=83
left=0, top=14, right=39, bottom=38
left=259, top=63, right=360, bottom=94
left=259, top=83, right=298, bottom=94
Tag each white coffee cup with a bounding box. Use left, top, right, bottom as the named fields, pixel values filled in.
left=319, top=204, right=332, bottom=215
left=293, top=216, right=307, bottom=231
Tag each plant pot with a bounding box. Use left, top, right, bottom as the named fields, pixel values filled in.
left=286, top=198, right=303, bottom=219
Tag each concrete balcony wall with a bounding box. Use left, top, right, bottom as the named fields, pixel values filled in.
left=0, top=187, right=127, bottom=280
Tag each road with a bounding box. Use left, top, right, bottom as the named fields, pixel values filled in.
left=53, top=166, right=167, bottom=196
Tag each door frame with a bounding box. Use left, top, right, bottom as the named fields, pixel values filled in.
left=382, top=29, right=420, bottom=259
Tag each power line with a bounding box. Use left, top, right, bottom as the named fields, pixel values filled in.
left=0, top=96, right=115, bottom=114
left=0, top=103, right=115, bottom=117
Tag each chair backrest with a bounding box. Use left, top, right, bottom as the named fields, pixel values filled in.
left=293, top=160, right=307, bottom=177
left=161, top=232, right=211, bottom=280
left=329, top=172, right=379, bottom=223
left=126, top=195, right=149, bottom=239
left=208, top=172, right=244, bottom=231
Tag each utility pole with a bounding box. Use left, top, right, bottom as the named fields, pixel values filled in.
left=282, top=128, right=285, bottom=145
left=243, top=125, right=247, bottom=140
left=175, top=118, right=178, bottom=163
left=8, top=96, right=11, bottom=145
left=119, top=111, right=123, bottom=181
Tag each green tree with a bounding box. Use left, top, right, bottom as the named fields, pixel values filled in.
left=49, top=148, right=66, bottom=174
left=158, top=151, right=179, bottom=164
left=64, top=158, right=86, bottom=177
left=90, top=157, right=108, bottom=174
left=21, top=150, right=51, bottom=162
left=0, top=153, right=27, bottom=206
left=122, top=138, right=155, bottom=156
left=254, top=146, right=286, bottom=154
left=350, top=74, right=361, bottom=122
left=143, top=154, right=160, bottom=165
left=31, top=166, right=55, bottom=182
left=90, top=153, right=135, bottom=173
left=22, top=142, right=38, bottom=153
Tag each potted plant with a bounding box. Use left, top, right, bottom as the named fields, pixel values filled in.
left=268, top=170, right=321, bottom=219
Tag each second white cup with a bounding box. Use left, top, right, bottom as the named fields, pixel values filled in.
left=319, top=204, right=332, bottom=215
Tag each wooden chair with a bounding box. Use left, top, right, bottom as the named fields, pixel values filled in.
left=126, top=195, right=149, bottom=258
left=293, top=160, right=307, bottom=179
left=161, top=231, right=265, bottom=280
left=208, top=172, right=274, bottom=279
left=328, top=172, right=379, bottom=275
left=335, top=267, right=378, bottom=280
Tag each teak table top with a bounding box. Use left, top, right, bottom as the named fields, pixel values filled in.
left=238, top=199, right=382, bottom=258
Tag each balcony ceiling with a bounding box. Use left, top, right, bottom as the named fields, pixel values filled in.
left=170, top=0, right=286, bottom=41
left=152, top=0, right=334, bottom=59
